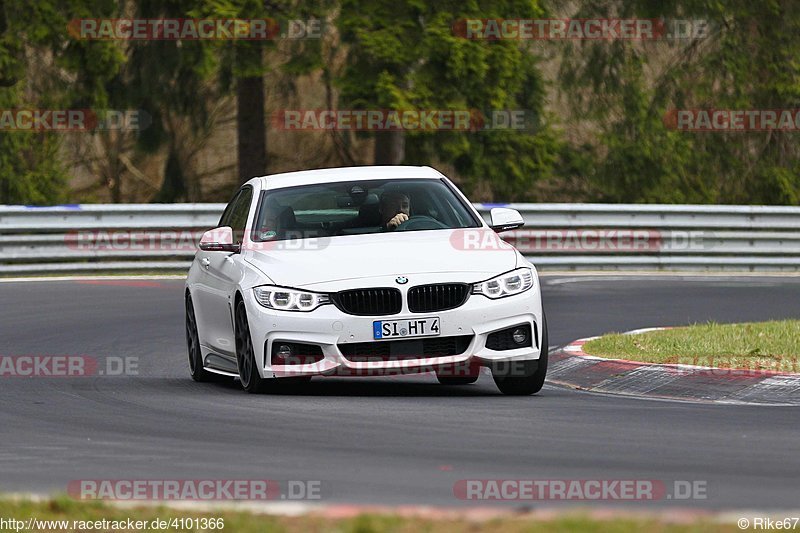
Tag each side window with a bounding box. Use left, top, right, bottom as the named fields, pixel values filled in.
left=228, top=186, right=254, bottom=244
left=218, top=191, right=241, bottom=228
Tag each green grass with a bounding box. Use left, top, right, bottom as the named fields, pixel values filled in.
left=0, top=497, right=744, bottom=532
left=582, top=320, right=800, bottom=372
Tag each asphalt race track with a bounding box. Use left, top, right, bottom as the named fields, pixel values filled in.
left=1, top=275, right=799, bottom=510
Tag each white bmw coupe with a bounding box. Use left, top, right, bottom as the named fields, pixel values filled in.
left=185, top=166, right=547, bottom=395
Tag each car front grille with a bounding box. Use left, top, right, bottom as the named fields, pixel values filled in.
left=407, top=283, right=470, bottom=313
left=339, top=335, right=473, bottom=362
left=331, top=288, right=402, bottom=316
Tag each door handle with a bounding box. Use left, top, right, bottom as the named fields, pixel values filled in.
left=200, top=257, right=210, bottom=269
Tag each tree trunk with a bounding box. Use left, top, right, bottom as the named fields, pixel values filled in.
left=153, top=145, right=185, bottom=202
left=373, top=130, right=405, bottom=165
left=236, top=48, right=266, bottom=182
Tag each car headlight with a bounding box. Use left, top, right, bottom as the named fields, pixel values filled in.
left=472, top=268, right=534, bottom=299
left=253, top=286, right=330, bottom=312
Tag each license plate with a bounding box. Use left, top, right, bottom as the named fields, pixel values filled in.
left=373, top=317, right=440, bottom=340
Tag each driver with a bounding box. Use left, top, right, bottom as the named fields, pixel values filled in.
left=255, top=202, right=281, bottom=240
left=380, top=191, right=411, bottom=230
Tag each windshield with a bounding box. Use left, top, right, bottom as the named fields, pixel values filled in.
left=251, top=178, right=481, bottom=242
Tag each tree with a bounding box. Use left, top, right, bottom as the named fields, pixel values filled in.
left=104, top=0, right=222, bottom=203
left=0, top=0, right=124, bottom=204
left=336, top=0, right=562, bottom=200
left=194, top=0, right=332, bottom=186
left=558, top=0, right=800, bottom=204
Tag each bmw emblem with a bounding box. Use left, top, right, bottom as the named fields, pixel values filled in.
left=396, top=276, right=408, bottom=284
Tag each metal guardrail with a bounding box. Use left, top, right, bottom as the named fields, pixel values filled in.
left=1, top=203, right=800, bottom=274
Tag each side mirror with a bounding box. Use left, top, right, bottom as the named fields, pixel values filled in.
left=198, top=226, right=240, bottom=253
left=489, top=208, right=524, bottom=232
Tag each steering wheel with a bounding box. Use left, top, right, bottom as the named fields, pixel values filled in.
left=393, top=215, right=448, bottom=231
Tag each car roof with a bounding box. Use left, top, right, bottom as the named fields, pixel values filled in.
left=251, top=166, right=443, bottom=190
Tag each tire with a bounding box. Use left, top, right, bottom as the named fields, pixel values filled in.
left=186, top=293, right=215, bottom=382
left=492, top=313, right=549, bottom=396
left=235, top=299, right=268, bottom=393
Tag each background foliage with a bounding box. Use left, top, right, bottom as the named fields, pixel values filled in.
left=0, top=0, right=798, bottom=205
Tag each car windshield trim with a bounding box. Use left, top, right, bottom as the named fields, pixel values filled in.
left=250, top=178, right=482, bottom=242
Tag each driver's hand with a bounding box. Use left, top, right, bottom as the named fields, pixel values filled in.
left=386, top=213, right=409, bottom=230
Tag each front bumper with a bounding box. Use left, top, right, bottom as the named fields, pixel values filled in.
left=241, top=284, right=543, bottom=378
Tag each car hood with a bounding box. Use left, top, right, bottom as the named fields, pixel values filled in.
left=243, top=229, right=519, bottom=288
